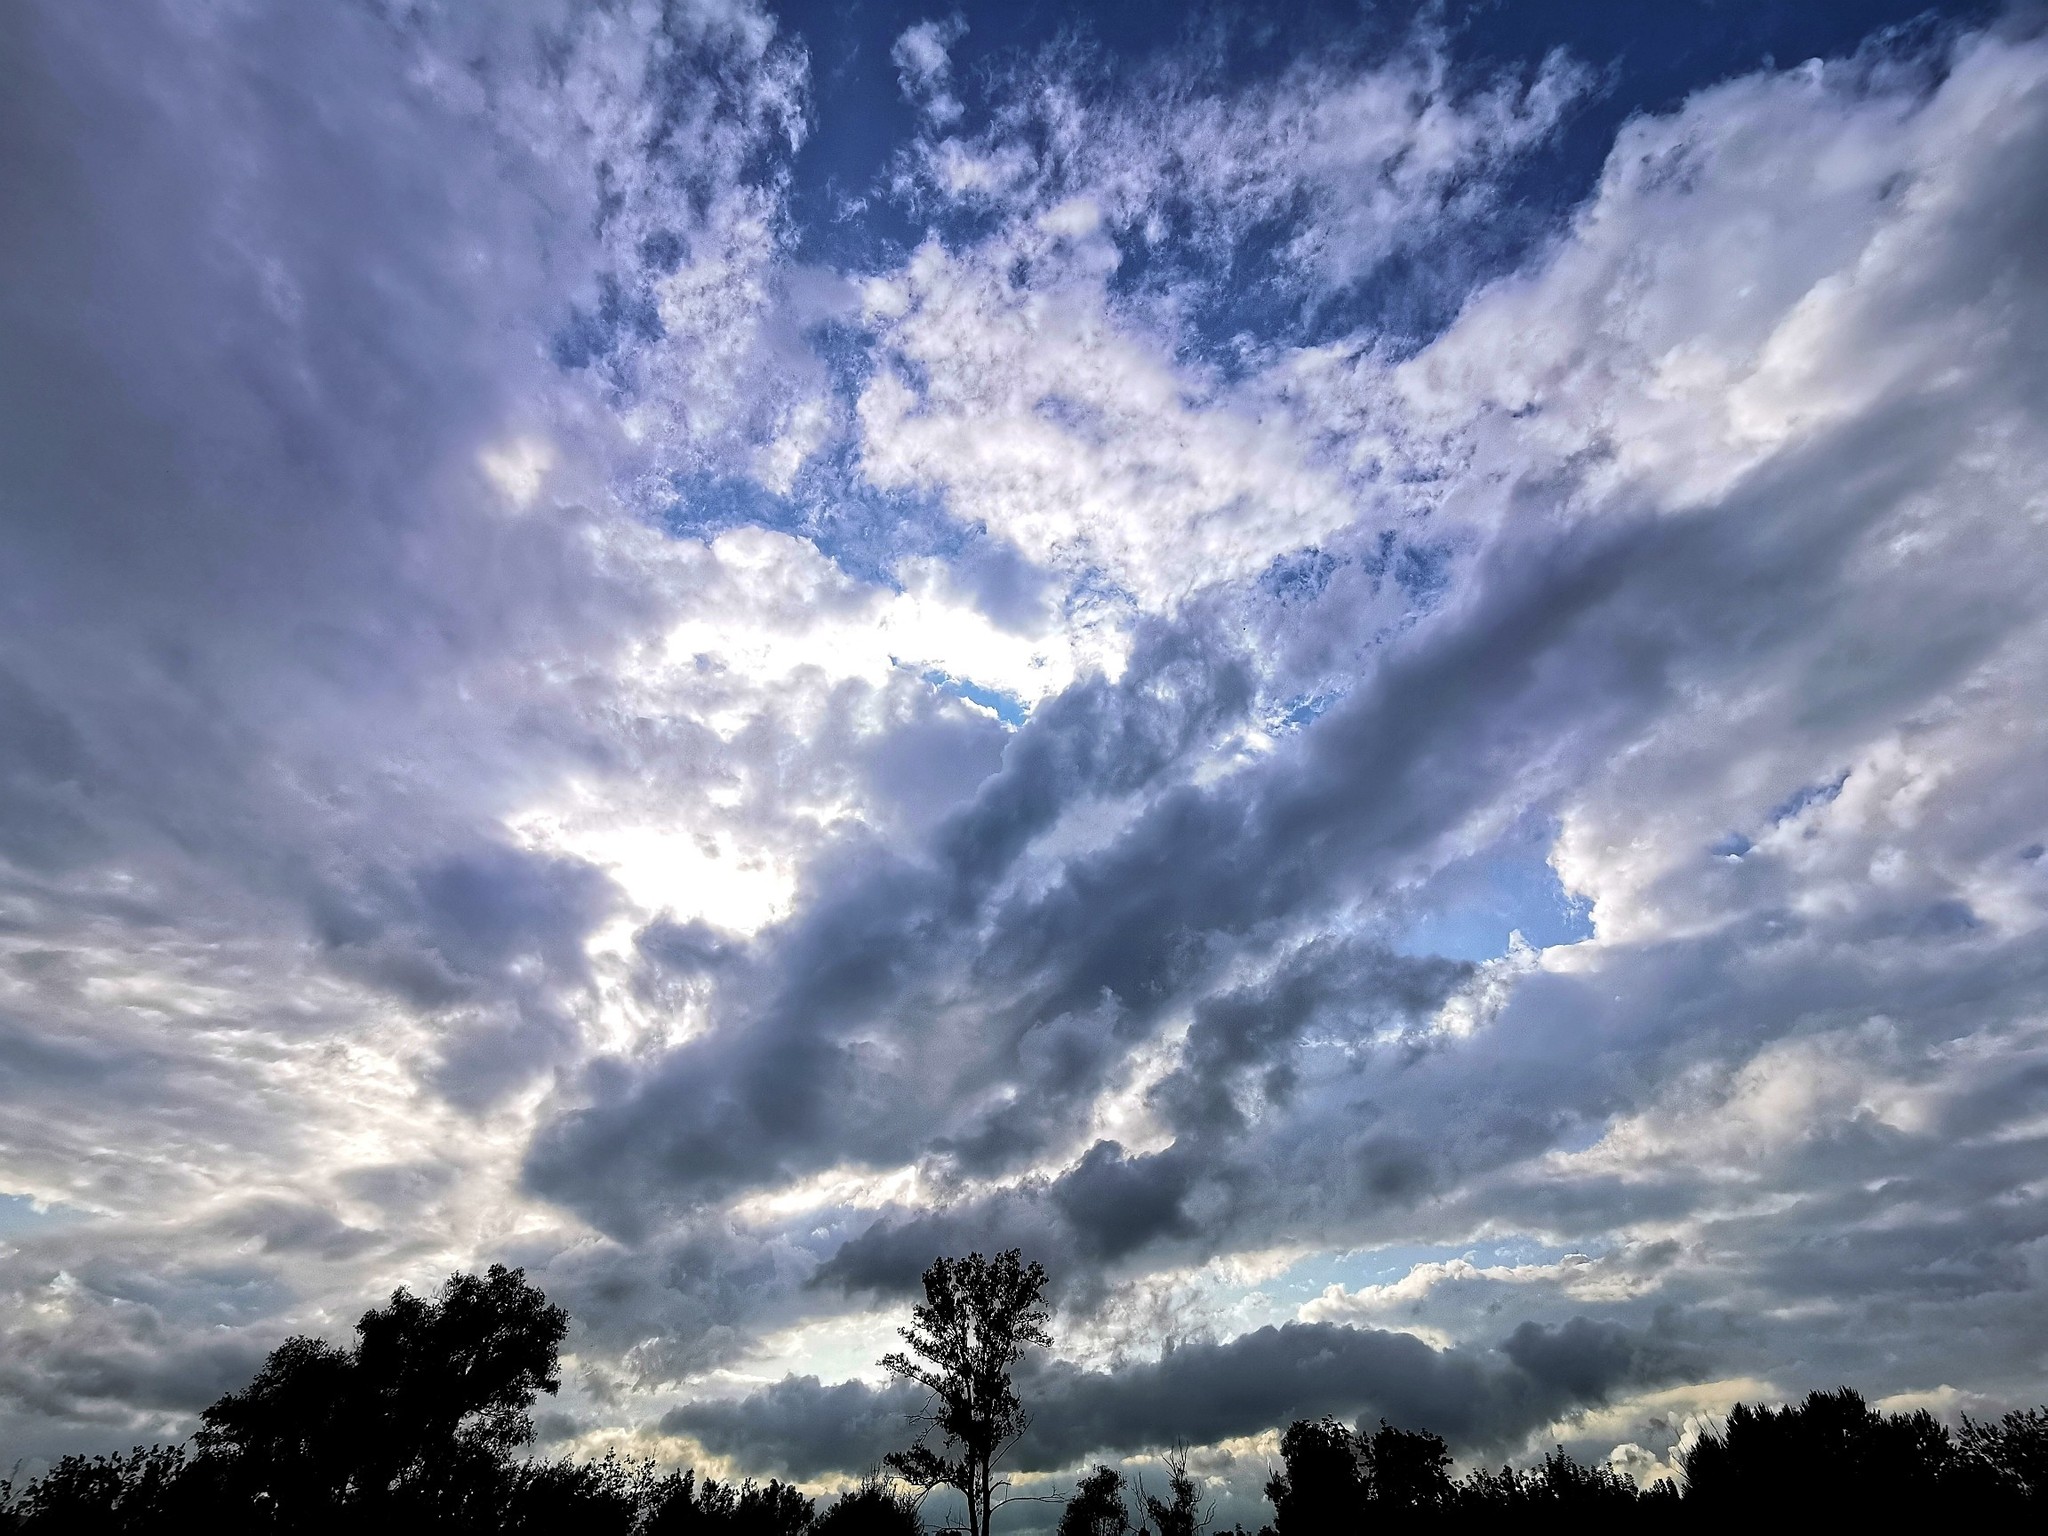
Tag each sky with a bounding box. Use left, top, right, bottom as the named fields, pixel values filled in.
left=3, top=0, right=2046, bottom=1519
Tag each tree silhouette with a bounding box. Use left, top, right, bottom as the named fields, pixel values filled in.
left=1958, top=1405, right=2048, bottom=1502
left=1681, top=1386, right=1969, bottom=1516
left=498, top=1452, right=647, bottom=1534
left=1056, top=1466, right=1131, bottom=1536
left=880, top=1250, right=1052, bottom=1536
left=0, top=1445, right=195, bottom=1533
left=1263, top=1417, right=1453, bottom=1532
left=192, top=1334, right=365, bottom=1526
left=10, top=1252, right=2048, bottom=1535
left=1135, top=1444, right=1209, bottom=1536
left=195, top=1262, right=567, bottom=1528
left=633, top=1467, right=814, bottom=1536
left=1263, top=1418, right=1363, bottom=1536
left=1356, top=1421, right=1452, bottom=1518
left=1455, top=1446, right=1675, bottom=1513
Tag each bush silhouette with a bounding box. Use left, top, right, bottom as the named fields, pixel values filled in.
left=1456, top=1446, right=1676, bottom=1513
left=813, top=1476, right=924, bottom=1536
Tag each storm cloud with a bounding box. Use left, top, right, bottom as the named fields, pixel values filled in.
left=672, top=1316, right=1697, bottom=1478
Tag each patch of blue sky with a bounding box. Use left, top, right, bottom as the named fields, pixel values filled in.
left=1388, top=537, right=1456, bottom=612
left=550, top=269, right=665, bottom=382
left=1215, top=1238, right=1598, bottom=1330
left=1396, top=821, right=1593, bottom=962
left=775, top=0, right=1991, bottom=364
left=1340, top=528, right=1458, bottom=617
left=1261, top=548, right=1340, bottom=605
left=912, top=664, right=1027, bottom=727
left=662, top=443, right=963, bottom=589
left=1704, top=769, right=1850, bottom=859
left=1111, top=188, right=1570, bottom=378
left=1769, top=769, right=1849, bottom=825
left=0, top=1192, right=88, bottom=1238
left=663, top=471, right=807, bottom=543
left=1271, top=692, right=1339, bottom=734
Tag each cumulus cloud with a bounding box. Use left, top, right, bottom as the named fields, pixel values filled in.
left=893, top=17, right=970, bottom=128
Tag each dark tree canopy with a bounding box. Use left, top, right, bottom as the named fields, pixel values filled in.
left=811, top=1476, right=925, bottom=1536
left=1264, top=1418, right=1365, bottom=1536
left=1056, top=1466, right=1132, bottom=1536
left=1680, top=1385, right=2021, bottom=1516
left=1958, top=1405, right=2048, bottom=1501
left=1458, top=1447, right=1677, bottom=1514
left=192, top=1262, right=569, bottom=1527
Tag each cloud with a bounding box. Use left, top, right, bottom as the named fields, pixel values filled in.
left=670, top=1315, right=1695, bottom=1478
left=853, top=28, right=1592, bottom=606
left=666, top=1375, right=926, bottom=1481
left=525, top=22, right=2048, bottom=1454
left=893, top=17, right=969, bottom=128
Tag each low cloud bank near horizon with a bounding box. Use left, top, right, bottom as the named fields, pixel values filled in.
left=671, top=1316, right=1695, bottom=1479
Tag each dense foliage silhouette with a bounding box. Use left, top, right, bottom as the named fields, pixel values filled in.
left=1679, top=1385, right=2041, bottom=1518
left=5, top=1255, right=2048, bottom=1533
left=0, top=1266, right=892, bottom=1536
left=1054, top=1466, right=1132, bottom=1536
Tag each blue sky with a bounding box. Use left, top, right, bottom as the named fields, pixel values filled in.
left=3, top=0, right=2047, bottom=1522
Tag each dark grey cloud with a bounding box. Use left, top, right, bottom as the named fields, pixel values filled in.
left=524, top=619, right=1263, bottom=1231
left=670, top=1316, right=1697, bottom=1479
left=665, top=1376, right=926, bottom=1481
left=535, top=386, right=1945, bottom=1252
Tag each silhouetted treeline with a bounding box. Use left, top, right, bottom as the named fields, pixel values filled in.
left=0, top=1266, right=919, bottom=1536
left=1229, top=1388, right=2048, bottom=1529
left=6, top=1264, right=2048, bottom=1533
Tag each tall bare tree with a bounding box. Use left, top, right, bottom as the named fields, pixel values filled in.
left=882, top=1249, right=1052, bottom=1536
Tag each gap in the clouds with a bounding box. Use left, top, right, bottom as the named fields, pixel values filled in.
left=771, top=0, right=1997, bottom=371
left=0, top=1192, right=90, bottom=1235
left=911, top=664, right=1027, bottom=726
left=775, top=0, right=1355, bottom=273
left=1708, top=769, right=1852, bottom=860
left=662, top=452, right=961, bottom=590
left=1261, top=548, right=1340, bottom=605
left=1768, top=769, right=1850, bottom=826
left=1229, top=1238, right=1593, bottom=1330
left=1272, top=692, right=1339, bottom=733
left=1396, top=824, right=1592, bottom=964
left=664, top=472, right=804, bottom=543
